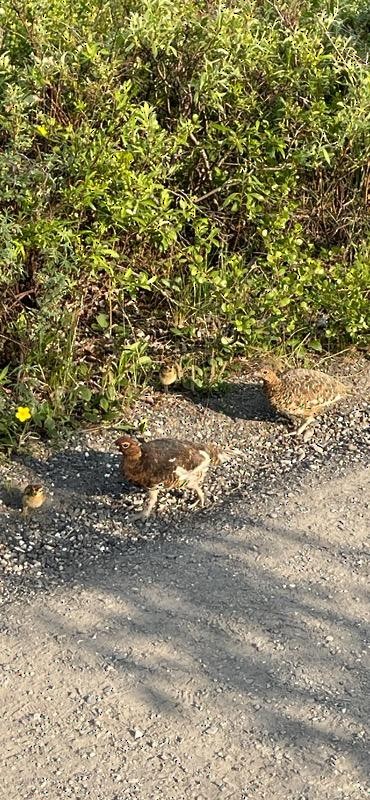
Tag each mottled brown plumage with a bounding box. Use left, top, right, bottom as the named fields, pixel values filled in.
left=258, top=367, right=348, bottom=435
left=159, top=363, right=183, bottom=392
left=22, top=484, right=46, bottom=516
left=115, top=435, right=227, bottom=519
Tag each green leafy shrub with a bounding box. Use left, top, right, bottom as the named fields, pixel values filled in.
left=0, top=0, right=369, bottom=442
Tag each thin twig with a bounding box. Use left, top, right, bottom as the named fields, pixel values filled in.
left=195, top=186, right=224, bottom=203
left=189, top=132, right=213, bottom=185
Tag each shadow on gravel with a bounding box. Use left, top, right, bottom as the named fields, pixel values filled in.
left=2, top=429, right=370, bottom=788
left=157, top=379, right=276, bottom=422
left=15, top=448, right=123, bottom=496
left=190, top=381, right=277, bottom=422
left=34, top=522, right=369, bottom=784
left=19, top=481, right=369, bottom=785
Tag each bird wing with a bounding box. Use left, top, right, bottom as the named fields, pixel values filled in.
left=136, top=439, right=213, bottom=488
left=283, top=369, right=347, bottom=412
left=142, top=439, right=207, bottom=473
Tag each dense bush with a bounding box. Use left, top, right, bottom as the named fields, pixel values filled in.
left=0, top=0, right=369, bottom=439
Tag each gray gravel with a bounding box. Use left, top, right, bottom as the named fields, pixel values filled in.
left=0, top=358, right=369, bottom=598
left=0, top=357, right=369, bottom=799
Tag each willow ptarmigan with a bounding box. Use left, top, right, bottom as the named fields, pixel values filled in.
left=159, top=363, right=183, bottom=393
left=22, top=484, right=47, bottom=516
left=257, top=367, right=348, bottom=435
left=115, top=435, right=229, bottom=519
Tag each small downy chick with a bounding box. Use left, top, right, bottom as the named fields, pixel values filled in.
left=257, top=366, right=348, bottom=436
left=159, top=362, right=183, bottom=393
left=115, top=434, right=229, bottom=520
left=22, top=484, right=46, bottom=516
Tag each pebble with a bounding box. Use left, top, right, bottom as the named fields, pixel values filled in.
left=205, top=724, right=218, bottom=735
left=130, top=727, right=144, bottom=739
left=84, top=694, right=96, bottom=705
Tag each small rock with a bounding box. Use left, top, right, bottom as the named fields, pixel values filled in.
left=205, top=724, right=218, bottom=735
left=130, top=727, right=144, bottom=739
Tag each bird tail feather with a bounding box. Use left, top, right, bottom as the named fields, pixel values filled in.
left=205, top=443, right=246, bottom=464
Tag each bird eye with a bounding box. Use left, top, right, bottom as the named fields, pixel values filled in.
left=122, top=442, right=130, bottom=449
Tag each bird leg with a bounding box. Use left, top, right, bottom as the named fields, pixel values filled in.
left=283, top=415, right=315, bottom=437
left=188, top=483, right=205, bottom=509
left=132, top=488, right=159, bottom=521
left=142, top=488, right=159, bottom=519
left=295, top=416, right=315, bottom=436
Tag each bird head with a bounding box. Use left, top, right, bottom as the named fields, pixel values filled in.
left=23, top=484, right=44, bottom=499
left=114, top=435, right=141, bottom=458
left=255, top=367, right=280, bottom=386
left=159, top=364, right=176, bottom=380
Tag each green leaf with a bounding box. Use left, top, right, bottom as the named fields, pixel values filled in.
left=137, top=355, right=152, bottom=366
left=321, top=147, right=331, bottom=165
left=43, top=417, right=57, bottom=434
left=96, top=313, right=109, bottom=329
left=78, top=386, right=92, bottom=402
left=0, top=365, right=9, bottom=384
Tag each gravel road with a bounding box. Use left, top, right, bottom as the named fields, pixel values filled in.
left=0, top=358, right=369, bottom=799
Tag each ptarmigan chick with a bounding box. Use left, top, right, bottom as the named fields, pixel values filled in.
left=159, top=363, right=183, bottom=393
left=115, top=435, right=228, bottom=519
left=22, top=484, right=46, bottom=516
left=257, top=367, right=348, bottom=435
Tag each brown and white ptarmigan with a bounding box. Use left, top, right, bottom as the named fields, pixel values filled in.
left=115, top=435, right=229, bottom=519
left=257, top=367, right=349, bottom=435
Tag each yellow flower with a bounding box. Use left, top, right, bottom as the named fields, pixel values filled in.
left=15, top=406, right=32, bottom=423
